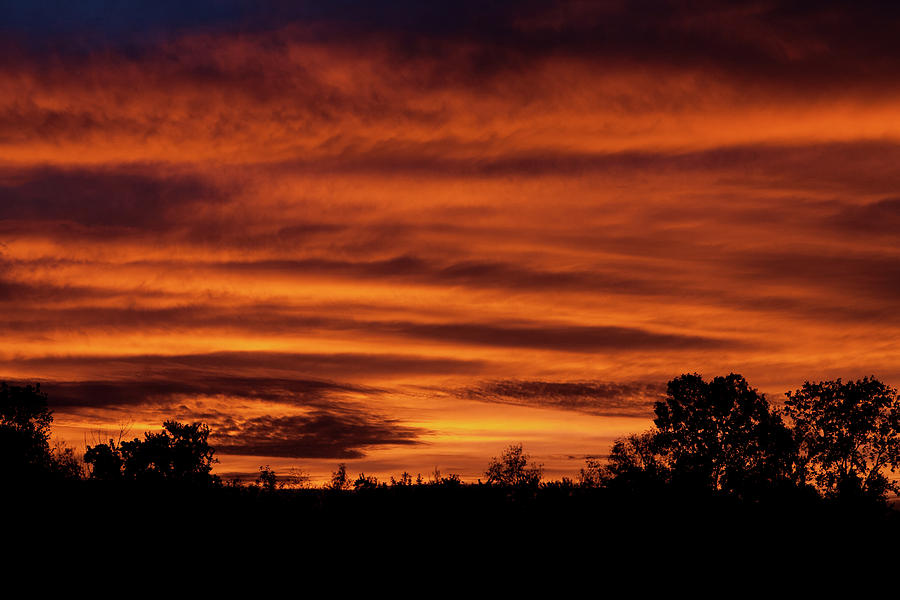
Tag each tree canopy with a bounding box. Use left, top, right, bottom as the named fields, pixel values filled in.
left=784, top=377, right=900, bottom=501
left=1, top=382, right=53, bottom=478
left=1, top=382, right=80, bottom=480
left=653, top=373, right=796, bottom=496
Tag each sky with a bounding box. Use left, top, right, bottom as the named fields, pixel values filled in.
left=3, top=0, right=900, bottom=483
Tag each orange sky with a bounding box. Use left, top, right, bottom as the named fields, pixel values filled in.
left=3, top=1, right=900, bottom=483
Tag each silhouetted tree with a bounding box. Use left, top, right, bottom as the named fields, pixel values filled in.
left=84, top=440, right=124, bottom=480
left=1, top=382, right=80, bottom=480
left=579, top=431, right=669, bottom=490
left=485, top=443, right=543, bottom=487
left=602, top=431, right=671, bottom=492
left=1, top=382, right=53, bottom=479
left=256, top=465, right=278, bottom=491
left=284, top=466, right=311, bottom=489
left=329, top=463, right=350, bottom=490
left=653, top=373, right=795, bottom=496
left=783, top=377, right=900, bottom=503
left=50, top=440, right=84, bottom=480
left=606, top=432, right=667, bottom=478
left=578, top=458, right=605, bottom=488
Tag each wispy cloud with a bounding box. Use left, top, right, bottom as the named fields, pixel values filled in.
left=210, top=410, right=424, bottom=459
left=461, top=380, right=664, bottom=418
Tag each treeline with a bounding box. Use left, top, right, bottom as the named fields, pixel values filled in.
left=579, top=373, right=900, bottom=506
left=5, top=373, right=900, bottom=510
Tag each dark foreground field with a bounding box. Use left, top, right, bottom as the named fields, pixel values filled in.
left=12, top=480, right=900, bottom=553
left=10, top=482, right=900, bottom=591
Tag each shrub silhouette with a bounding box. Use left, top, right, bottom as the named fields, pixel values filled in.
left=485, top=443, right=543, bottom=487
left=390, top=471, right=414, bottom=486
left=429, top=467, right=462, bottom=487
left=584, top=431, right=670, bottom=493
left=85, top=420, right=217, bottom=485
left=353, top=473, right=379, bottom=490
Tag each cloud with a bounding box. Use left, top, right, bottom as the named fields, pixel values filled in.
left=37, top=377, right=364, bottom=409
left=21, top=369, right=426, bottom=458
left=208, top=255, right=664, bottom=296
left=261, top=142, right=900, bottom=190
left=0, top=304, right=734, bottom=352
left=4, top=5, right=900, bottom=169
left=391, top=322, right=734, bottom=352
left=461, top=380, right=665, bottom=417
left=209, top=410, right=424, bottom=459
left=7, top=1, right=900, bottom=96
left=830, top=197, right=900, bottom=237
left=6, top=351, right=486, bottom=385
left=0, top=165, right=230, bottom=230
left=740, top=251, right=900, bottom=302
left=0, top=277, right=108, bottom=304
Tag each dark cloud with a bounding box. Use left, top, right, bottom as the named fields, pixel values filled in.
left=20, top=370, right=425, bottom=458
left=3, top=142, right=900, bottom=246
left=0, top=303, right=735, bottom=352
left=8, top=350, right=485, bottom=383
left=363, top=0, right=900, bottom=94
left=213, top=255, right=662, bottom=296
left=394, top=322, right=734, bottom=352
left=0, top=264, right=185, bottom=305
left=267, top=141, right=900, bottom=193
left=461, top=380, right=665, bottom=417
left=182, top=222, right=350, bottom=252
left=740, top=251, right=900, bottom=302
left=0, top=166, right=227, bottom=230
left=713, top=293, right=900, bottom=328
left=210, top=410, right=423, bottom=459
left=0, top=0, right=518, bottom=41
left=0, top=278, right=106, bottom=304
left=830, top=197, right=900, bottom=237
left=0, top=104, right=147, bottom=145
left=5, top=2, right=900, bottom=102
left=0, top=0, right=248, bottom=38
left=37, top=377, right=364, bottom=409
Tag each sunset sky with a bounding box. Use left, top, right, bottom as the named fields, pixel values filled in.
left=3, top=1, right=900, bottom=483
